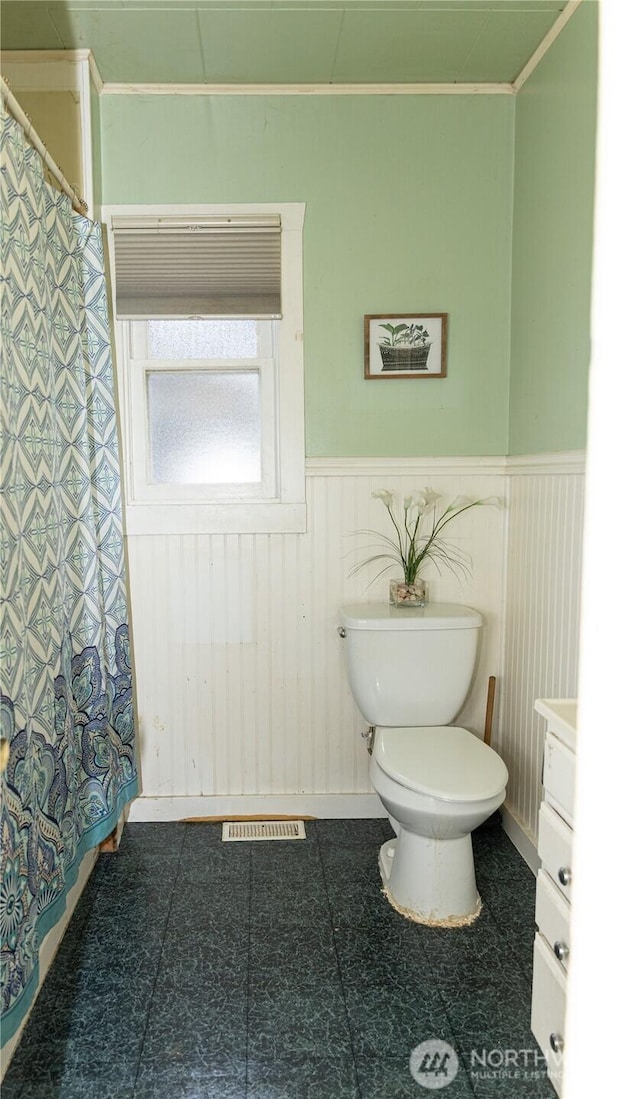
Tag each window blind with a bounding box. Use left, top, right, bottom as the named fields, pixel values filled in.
left=111, top=215, right=281, bottom=319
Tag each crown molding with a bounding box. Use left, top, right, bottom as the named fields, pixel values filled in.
left=88, top=51, right=104, bottom=94
left=100, top=81, right=515, bottom=97
left=513, top=0, right=583, bottom=92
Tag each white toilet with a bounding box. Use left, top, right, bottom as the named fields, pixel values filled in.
left=339, top=602, right=508, bottom=926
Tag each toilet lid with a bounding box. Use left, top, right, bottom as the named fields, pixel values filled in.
left=374, top=726, right=508, bottom=802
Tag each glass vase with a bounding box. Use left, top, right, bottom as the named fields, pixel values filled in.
left=389, top=578, right=427, bottom=608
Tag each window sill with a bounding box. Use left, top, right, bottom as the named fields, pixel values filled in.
left=123, top=501, right=307, bottom=536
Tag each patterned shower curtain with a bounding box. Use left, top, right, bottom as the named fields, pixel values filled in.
left=0, top=108, right=139, bottom=1041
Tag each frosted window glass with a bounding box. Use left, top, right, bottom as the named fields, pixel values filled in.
left=147, top=319, right=258, bottom=359
left=147, top=371, right=261, bottom=484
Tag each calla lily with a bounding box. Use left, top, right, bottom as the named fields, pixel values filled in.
left=449, top=495, right=474, bottom=510
left=350, top=487, right=501, bottom=587
left=420, top=487, right=442, bottom=508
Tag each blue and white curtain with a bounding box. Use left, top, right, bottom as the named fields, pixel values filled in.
left=0, top=107, right=139, bottom=1040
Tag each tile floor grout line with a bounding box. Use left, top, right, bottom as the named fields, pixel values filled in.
left=317, top=834, right=365, bottom=1099
left=129, top=825, right=189, bottom=1098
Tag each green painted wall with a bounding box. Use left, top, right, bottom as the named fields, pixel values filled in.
left=509, top=1, right=598, bottom=455
left=100, top=94, right=514, bottom=456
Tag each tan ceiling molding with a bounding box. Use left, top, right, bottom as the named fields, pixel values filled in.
left=513, top=0, right=584, bottom=92
left=100, top=81, right=515, bottom=96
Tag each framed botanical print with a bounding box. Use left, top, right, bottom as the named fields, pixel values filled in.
left=364, top=313, right=448, bottom=379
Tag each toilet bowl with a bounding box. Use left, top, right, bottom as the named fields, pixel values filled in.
left=339, top=602, right=509, bottom=925
left=371, top=725, right=507, bottom=923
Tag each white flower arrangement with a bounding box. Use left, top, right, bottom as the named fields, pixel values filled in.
left=350, top=487, right=498, bottom=588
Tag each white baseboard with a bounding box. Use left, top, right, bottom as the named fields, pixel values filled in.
left=501, top=804, right=540, bottom=874
left=128, top=793, right=385, bottom=821
left=0, top=846, right=98, bottom=1076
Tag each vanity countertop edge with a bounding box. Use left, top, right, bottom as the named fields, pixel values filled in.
left=534, top=698, right=577, bottom=751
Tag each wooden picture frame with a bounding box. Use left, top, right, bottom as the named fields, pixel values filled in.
left=364, top=313, right=448, bottom=379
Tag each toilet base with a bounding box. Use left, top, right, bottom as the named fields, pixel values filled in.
left=381, top=882, right=482, bottom=927
left=378, top=834, right=482, bottom=926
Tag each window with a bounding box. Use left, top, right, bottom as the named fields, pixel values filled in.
left=128, top=317, right=276, bottom=502
left=104, top=204, right=306, bottom=535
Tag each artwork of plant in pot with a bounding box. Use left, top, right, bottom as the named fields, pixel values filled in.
left=378, top=322, right=432, bottom=372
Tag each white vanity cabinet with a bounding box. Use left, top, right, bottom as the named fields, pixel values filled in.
left=531, top=698, right=577, bottom=1097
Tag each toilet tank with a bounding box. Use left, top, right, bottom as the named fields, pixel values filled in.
left=340, top=602, right=482, bottom=727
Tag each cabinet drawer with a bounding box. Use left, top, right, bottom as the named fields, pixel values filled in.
left=531, top=934, right=566, bottom=1096
left=544, top=732, right=575, bottom=825
left=538, top=802, right=573, bottom=902
left=535, top=870, right=571, bottom=972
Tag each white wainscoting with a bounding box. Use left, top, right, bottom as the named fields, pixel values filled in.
left=126, top=454, right=584, bottom=828
left=126, top=459, right=506, bottom=819
left=497, top=453, right=585, bottom=856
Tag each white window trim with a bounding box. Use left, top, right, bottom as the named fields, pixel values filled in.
left=103, top=202, right=306, bottom=535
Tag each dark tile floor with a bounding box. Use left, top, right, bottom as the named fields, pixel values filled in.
left=2, top=815, right=555, bottom=1098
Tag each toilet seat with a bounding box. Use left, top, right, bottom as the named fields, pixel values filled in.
left=374, top=726, right=508, bottom=802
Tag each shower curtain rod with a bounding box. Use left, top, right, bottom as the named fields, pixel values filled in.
left=1, top=75, right=89, bottom=216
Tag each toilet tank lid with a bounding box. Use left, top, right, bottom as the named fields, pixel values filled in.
left=339, top=602, right=483, bottom=631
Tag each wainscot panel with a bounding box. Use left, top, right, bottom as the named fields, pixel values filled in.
left=497, top=453, right=585, bottom=849
left=126, top=459, right=506, bottom=817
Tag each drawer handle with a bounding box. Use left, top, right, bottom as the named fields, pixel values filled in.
left=549, top=1033, right=564, bottom=1055
left=553, top=940, right=570, bottom=962
left=557, top=866, right=572, bottom=887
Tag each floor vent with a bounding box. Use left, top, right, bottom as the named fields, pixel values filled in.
left=222, top=820, right=307, bottom=842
